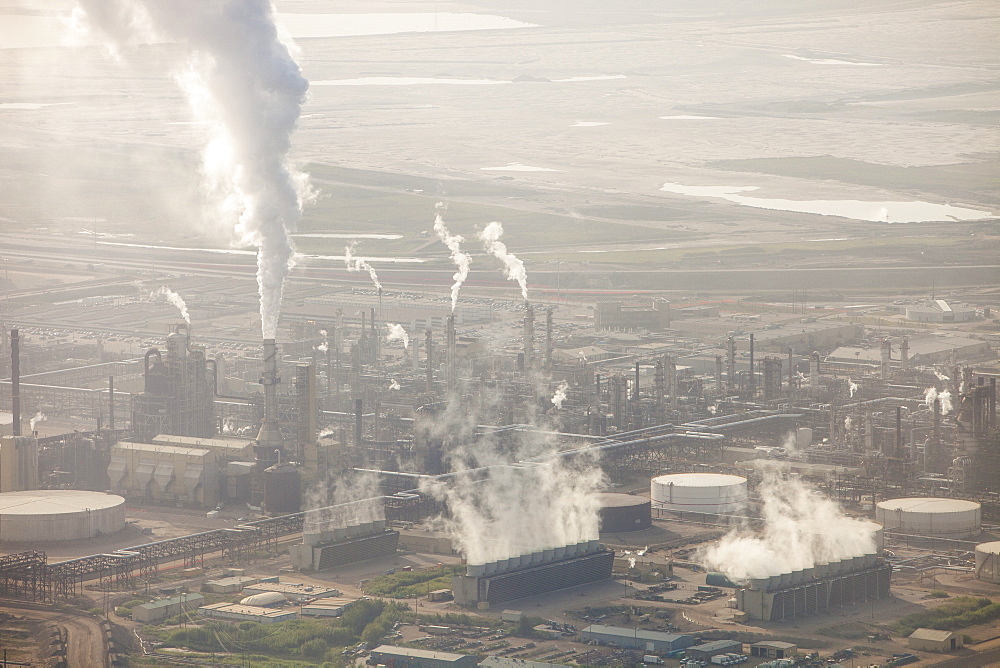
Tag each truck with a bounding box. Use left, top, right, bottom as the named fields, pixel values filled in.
left=643, top=656, right=664, bottom=665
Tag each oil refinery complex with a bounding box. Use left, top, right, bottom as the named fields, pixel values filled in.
left=0, top=273, right=998, bottom=667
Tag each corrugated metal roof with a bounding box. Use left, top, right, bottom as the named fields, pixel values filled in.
left=909, top=628, right=956, bottom=641
left=583, top=624, right=692, bottom=643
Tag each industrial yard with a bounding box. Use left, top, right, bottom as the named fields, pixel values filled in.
left=1, top=0, right=999, bottom=667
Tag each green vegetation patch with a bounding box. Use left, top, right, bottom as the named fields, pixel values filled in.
left=893, top=596, right=1000, bottom=637
left=364, top=565, right=464, bottom=599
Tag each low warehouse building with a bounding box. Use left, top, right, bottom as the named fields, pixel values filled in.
left=749, top=641, right=797, bottom=659
left=580, top=625, right=694, bottom=653
left=241, top=581, right=340, bottom=603
left=368, top=645, right=478, bottom=667
left=202, top=576, right=259, bottom=593
left=198, top=602, right=296, bottom=624
left=907, top=628, right=963, bottom=652
left=132, top=593, right=205, bottom=623
left=300, top=597, right=357, bottom=618
left=685, top=640, right=743, bottom=661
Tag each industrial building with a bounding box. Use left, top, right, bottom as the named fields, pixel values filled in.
left=108, top=441, right=219, bottom=508
left=241, top=581, right=342, bottom=603
left=299, top=597, right=357, bottom=617
left=579, top=625, right=695, bottom=653
left=0, top=490, right=125, bottom=542
left=650, top=473, right=747, bottom=515
left=907, top=628, right=964, bottom=652
left=132, top=593, right=205, bottom=623
left=685, top=640, right=744, bottom=662
left=368, top=645, right=479, bottom=668
left=289, top=520, right=400, bottom=572
left=749, top=641, right=797, bottom=659
left=198, top=602, right=297, bottom=623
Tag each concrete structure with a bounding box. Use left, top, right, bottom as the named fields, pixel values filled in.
left=0, top=436, right=38, bottom=492
left=907, top=628, right=963, bottom=652
left=685, top=640, right=743, bottom=661
left=905, top=300, right=977, bottom=323
left=198, top=602, right=297, bottom=623
left=299, top=597, right=357, bottom=617
left=875, top=497, right=981, bottom=539
left=109, top=441, right=219, bottom=508
left=132, top=593, right=205, bottom=623
left=148, top=434, right=255, bottom=462
left=736, top=555, right=891, bottom=621
left=829, top=336, right=991, bottom=367
left=579, top=625, right=694, bottom=653
left=289, top=521, right=400, bottom=571
left=974, top=541, right=1000, bottom=584
left=650, top=473, right=747, bottom=514
left=202, top=576, right=259, bottom=594
left=749, top=641, right=797, bottom=659
left=598, top=493, right=652, bottom=533
left=369, top=645, right=478, bottom=668
left=595, top=299, right=670, bottom=331
left=241, top=581, right=341, bottom=603
left=480, top=658, right=565, bottom=668
left=0, top=490, right=125, bottom=542
left=453, top=544, right=613, bottom=606
left=752, top=322, right=864, bottom=354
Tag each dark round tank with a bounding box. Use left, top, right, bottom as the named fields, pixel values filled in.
left=599, top=493, right=652, bottom=533
left=263, top=463, right=301, bottom=514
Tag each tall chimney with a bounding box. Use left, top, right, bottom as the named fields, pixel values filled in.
left=446, top=314, right=457, bottom=385
left=523, top=303, right=534, bottom=373
left=634, top=361, right=640, bottom=400
left=425, top=328, right=433, bottom=393
left=726, top=336, right=736, bottom=392
left=900, top=337, right=909, bottom=371
left=715, top=355, right=723, bottom=394
left=354, top=398, right=363, bottom=446
left=108, top=375, right=115, bottom=431
left=787, top=348, right=795, bottom=391
left=10, top=329, right=20, bottom=436
left=254, top=338, right=283, bottom=465
left=748, top=333, right=755, bottom=398
left=545, top=307, right=553, bottom=371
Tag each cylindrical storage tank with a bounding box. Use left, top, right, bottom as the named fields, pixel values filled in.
left=975, top=542, right=1000, bottom=584
left=651, top=473, right=748, bottom=514
left=0, top=490, right=126, bottom=542
left=795, top=427, right=813, bottom=449
left=263, top=463, right=301, bottom=514
left=814, top=563, right=829, bottom=579
left=876, top=498, right=981, bottom=538
left=598, top=493, right=652, bottom=533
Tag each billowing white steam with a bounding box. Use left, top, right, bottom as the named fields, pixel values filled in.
left=925, top=387, right=953, bottom=415
left=345, top=242, right=382, bottom=292
left=551, top=381, right=569, bottom=409
left=433, top=203, right=472, bottom=311
left=848, top=378, right=858, bottom=398
left=934, top=370, right=950, bottom=381
left=29, top=412, right=47, bottom=432
left=76, top=0, right=311, bottom=340
left=707, top=404, right=717, bottom=415
left=389, top=379, right=400, bottom=391
left=303, top=471, right=385, bottom=534
left=385, top=323, right=409, bottom=349
left=151, top=286, right=190, bottom=324
left=844, top=415, right=853, bottom=430
left=478, top=221, right=528, bottom=300
left=317, top=329, right=328, bottom=353
left=700, top=467, right=876, bottom=580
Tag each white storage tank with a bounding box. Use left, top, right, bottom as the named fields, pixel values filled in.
left=0, top=490, right=126, bottom=542
left=975, top=542, right=1000, bottom=584
left=875, top=497, right=981, bottom=538
left=650, top=473, right=747, bottom=514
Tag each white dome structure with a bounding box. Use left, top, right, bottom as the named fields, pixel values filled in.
left=240, top=592, right=287, bottom=607
left=875, top=497, right=981, bottom=539
left=650, top=473, right=747, bottom=514
left=0, top=490, right=125, bottom=542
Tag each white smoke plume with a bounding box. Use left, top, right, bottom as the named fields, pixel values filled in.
left=433, top=203, right=472, bottom=311
left=478, top=221, right=528, bottom=300
left=29, top=412, right=47, bottom=432
left=779, top=430, right=798, bottom=454
left=934, top=370, right=950, bottom=381
left=345, top=242, right=382, bottom=292
left=628, top=557, right=636, bottom=569
left=707, top=404, right=717, bottom=415
left=389, top=379, right=400, bottom=391
left=844, top=415, right=853, bottom=431
left=848, top=378, right=858, bottom=398
left=700, top=467, right=876, bottom=580
left=579, top=351, right=588, bottom=362
left=151, top=286, right=190, bottom=324
left=76, top=0, right=311, bottom=340
left=925, top=387, right=953, bottom=415
left=317, top=329, right=328, bottom=353
left=318, top=427, right=337, bottom=439
left=551, top=381, right=569, bottom=409
left=303, top=471, right=385, bottom=534
left=385, top=323, right=409, bottom=349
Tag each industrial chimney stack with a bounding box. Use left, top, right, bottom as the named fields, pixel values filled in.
left=254, top=338, right=283, bottom=465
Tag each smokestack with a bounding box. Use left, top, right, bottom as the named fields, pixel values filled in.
left=667, top=355, right=678, bottom=409
left=523, top=303, right=534, bottom=373
left=545, top=307, right=553, bottom=371
left=881, top=339, right=891, bottom=380
left=108, top=375, right=115, bottom=431
left=425, top=328, right=433, bottom=393
left=10, top=329, right=20, bottom=437
left=748, top=333, right=755, bottom=398
left=811, top=352, right=820, bottom=388
left=787, top=348, right=795, bottom=391
left=726, top=336, right=736, bottom=392
left=446, top=314, right=457, bottom=385
left=900, top=337, right=909, bottom=371
left=370, top=307, right=378, bottom=364
left=254, top=338, right=283, bottom=465
left=634, top=361, right=640, bottom=400
left=715, top=355, right=723, bottom=394
left=896, top=406, right=902, bottom=457
left=354, top=398, right=363, bottom=446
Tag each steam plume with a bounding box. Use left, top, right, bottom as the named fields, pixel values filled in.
left=317, top=329, right=328, bottom=353
left=934, top=370, right=950, bottom=381
left=433, top=203, right=472, bottom=311
left=152, top=286, right=190, bottom=324
left=478, top=221, right=528, bottom=300
left=848, top=378, right=858, bottom=398
left=345, top=242, right=382, bottom=292
left=700, top=467, right=876, bottom=580
left=385, top=323, right=409, bottom=349
left=29, top=412, right=47, bottom=432
left=844, top=415, right=852, bottom=430
left=389, top=379, right=400, bottom=391
left=551, top=381, right=569, bottom=409
left=925, top=387, right=952, bottom=415
left=76, top=0, right=311, bottom=340
left=303, top=471, right=384, bottom=534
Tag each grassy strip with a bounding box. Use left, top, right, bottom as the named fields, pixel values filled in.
left=363, top=565, right=464, bottom=599
left=893, top=597, right=1000, bottom=637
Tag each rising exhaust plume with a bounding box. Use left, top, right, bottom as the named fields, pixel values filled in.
left=317, top=329, right=328, bottom=353
left=76, top=0, right=311, bottom=340
left=389, top=379, right=400, bottom=391
left=344, top=242, right=382, bottom=292
left=925, top=387, right=953, bottom=415
left=478, top=221, right=528, bottom=300
left=151, top=286, right=190, bottom=324
left=385, top=323, right=409, bottom=349
left=29, top=412, right=47, bottom=432
left=700, top=466, right=876, bottom=580
left=551, top=381, right=569, bottom=409
left=433, top=202, right=472, bottom=310
left=848, top=378, right=858, bottom=398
